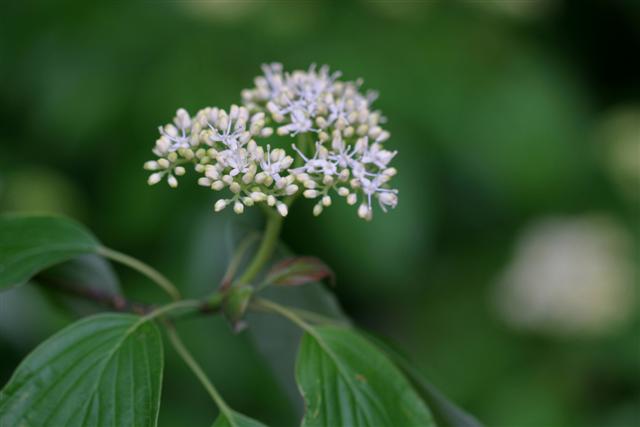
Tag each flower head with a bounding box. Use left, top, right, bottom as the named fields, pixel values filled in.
left=145, top=63, right=399, bottom=220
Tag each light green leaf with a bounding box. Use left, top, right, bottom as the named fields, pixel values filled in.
left=211, top=410, right=269, bottom=427
left=0, top=313, right=164, bottom=427
left=0, top=214, right=100, bottom=290
left=296, top=326, right=435, bottom=427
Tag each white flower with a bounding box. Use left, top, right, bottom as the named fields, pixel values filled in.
left=494, top=216, right=636, bottom=336
left=359, top=138, right=397, bottom=169
left=145, top=63, right=399, bottom=220
left=260, top=146, right=293, bottom=186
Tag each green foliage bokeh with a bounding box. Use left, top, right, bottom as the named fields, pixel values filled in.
left=0, top=1, right=638, bottom=426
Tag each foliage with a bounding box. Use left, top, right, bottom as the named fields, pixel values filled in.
left=0, top=214, right=478, bottom=426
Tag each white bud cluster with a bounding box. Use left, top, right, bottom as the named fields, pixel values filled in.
left=145, top=63, right=398, bottom=220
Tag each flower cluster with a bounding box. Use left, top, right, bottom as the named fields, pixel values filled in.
left=145, top=63, right=398, bottom=220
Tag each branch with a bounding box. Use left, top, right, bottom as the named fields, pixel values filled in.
left=35, top=275, right=223, bottom=317
left=36, top=275, right=156, bottom=314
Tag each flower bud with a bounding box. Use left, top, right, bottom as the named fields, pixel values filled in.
left=214, top=199, right=228, bottom=212
left=358, top=204, right=372, bottom=221
left=285, top=184, right=299, bottom=195
left=147, top=173, right=163, bottom=185
left=144, top=161, right=159, bottom=171
left=250, top=192, right=267, bottom=202
left=276, top=202, right=288, bottom=217
left=229, top=182, right=241, bottom=193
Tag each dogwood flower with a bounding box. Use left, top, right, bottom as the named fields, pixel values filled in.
left=145, top=63, right=399, bottom=220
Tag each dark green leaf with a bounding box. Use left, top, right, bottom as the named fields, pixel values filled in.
left=211, top=410, right=269, bottom=427
left=265, top=257, right=334, bottom=287
left=0, top=214, right=100, bottom=290
left=0, top=313, right=164, bottom=426
left=367, top=334, right=484, bottom=427
left=296, top=325, right=435, bottom=427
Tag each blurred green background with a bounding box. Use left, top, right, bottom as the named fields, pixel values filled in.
left=1, top=1, right=639, bottom=426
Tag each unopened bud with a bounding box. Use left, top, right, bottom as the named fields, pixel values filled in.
left=276, top=202, right=288, bottom=217
left=148, top=173, right=163, bottom=185
left=214, top=199, right=228, bottom=212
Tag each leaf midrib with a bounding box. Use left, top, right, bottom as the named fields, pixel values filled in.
left=303, top=329, right=390, bottom=427
left=76, top=316, right=155, bottom=426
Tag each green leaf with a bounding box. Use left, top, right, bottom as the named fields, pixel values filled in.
left=0, top=214, right=100, bottom=290
left=211, top=410, right=269, bottom=427
left=296, top=325, right=435, bottom=427
left=367, top=334, right=484, bottom=427
left=0, top=313, right=164, bottom=426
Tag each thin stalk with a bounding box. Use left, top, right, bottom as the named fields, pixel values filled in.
left=251, top=296, right=347, bottom=326
left=165, top=325, right=234, bottom=419
left=36, top=275, right=154, bottom=314
left=220, top=232, right=259, bottom=290
left=235, top=211, right=283, bottom=286
left=233, top=133, right=311, bottom=287
left=285, top=306, right=348, bottom=327
left=251, top=298, right=313, bottom=333
left=140, top=299, right=201, bottom=323
left=97, top=246, right=181, bottom=301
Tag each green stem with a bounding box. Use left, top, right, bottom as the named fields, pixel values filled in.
left=165, top=325, right=234, bottom=418
left=230, top=133, right=310, bottom=287
left=251, top=297, right=347, bottom=326
left=235, top=211, right=283, bottom=286
left=97, top=246, right=181, bottom=301
left=141, top=299, right=201, bottom=323
left=220, top=232, right=259, bottom=290
left=251, top=298, right=314, bottom=333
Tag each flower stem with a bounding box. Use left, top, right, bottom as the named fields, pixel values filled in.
left=235, top=211, right=283, bottom=286
left=97, top=246, right=181, bottom=301
left=165, top=324, right=234, bottom=418
left=219, top=232, right=259, bottom=290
